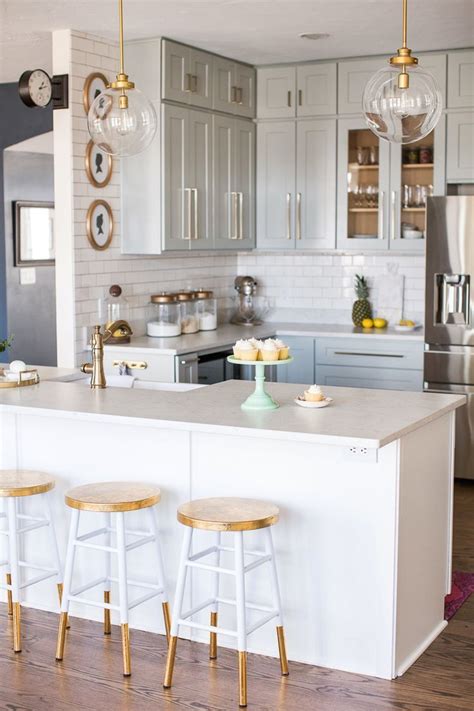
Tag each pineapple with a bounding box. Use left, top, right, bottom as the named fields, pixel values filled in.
left=352, top=274, right=372, bottom=326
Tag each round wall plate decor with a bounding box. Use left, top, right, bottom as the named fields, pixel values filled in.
left=83, top=72, right=109, bottom=114
left=85, top=140, right=113, bottom=188
left=86, top=200, right=113, bottom=251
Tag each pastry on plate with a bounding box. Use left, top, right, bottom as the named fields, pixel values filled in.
left=233, top=339, right=258, bottom=361
left=304, top=384, right=325, bottom=402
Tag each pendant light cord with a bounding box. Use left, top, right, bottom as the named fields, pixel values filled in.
left=119, top=0, right=125, bottom=76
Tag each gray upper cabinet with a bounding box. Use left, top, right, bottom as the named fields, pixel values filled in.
left=448, top=49, right=474, bottom=108
left=296, top=63, right=337, bottom=116
left=162, top=39, right=213, bottom=109
left=213, top=56, right=256, bottom=118
left=447, top=112, right=474, bottom=182
left=337, top=57, right=382, bottom=114
left=257, top=66, right=296, bottom=119
left=214, top=115, right=255, bottom=249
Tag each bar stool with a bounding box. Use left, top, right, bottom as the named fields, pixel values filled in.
left=164, top=497, right=288, bottom=708
left=0, top=470, right=63, bottom=652
left=56, top=481, right=170, bottom=676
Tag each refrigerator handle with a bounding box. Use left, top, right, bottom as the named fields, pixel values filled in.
left=435, top=274, right=471, bottom=326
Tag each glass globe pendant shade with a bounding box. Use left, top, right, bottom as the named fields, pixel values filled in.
left=362, top=63, right=442, bottom=144
left=87, top=87, right=157, bottom=157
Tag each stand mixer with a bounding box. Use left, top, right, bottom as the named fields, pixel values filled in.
left=231, top=276, right=268, bottom=326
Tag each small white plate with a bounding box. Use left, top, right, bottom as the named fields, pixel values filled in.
left=394, top=322, right=422, bottom=332
left=294, top=396, right=333, bottom=409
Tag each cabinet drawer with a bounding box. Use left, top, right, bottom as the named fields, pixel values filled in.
left=315, top=364, right=423, bottom=391
left=315, top=338, right=423, bottom=370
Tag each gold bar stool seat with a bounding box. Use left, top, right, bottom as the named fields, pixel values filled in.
left=56, top=482, right=170, bottom=677
left=0, top=470, right=64, bottom=653
left=164, top=497, right=288, bottom=708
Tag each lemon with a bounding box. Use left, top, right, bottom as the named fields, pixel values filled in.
left=361, top=318, right=374, bottom=328
left=374, top=318, right=388, bottom=328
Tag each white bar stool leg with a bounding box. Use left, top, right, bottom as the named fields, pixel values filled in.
left=264, top=527, right=289, bottom=676
left=147, top=507, right=171, bottom=642
left=7, top=497, right=21, bottom=652
left=209, top=531, right=221, bottom=659
left=56, top=508, right=80, bottom=661
left=116, top=511, right=131, bottom=676
left=103, top=512, right=112, bottom=635
left=163, top=525, right=193, bottom=689
left=42, top=492, right=64, bottom=606
left=235, top=531, right=248, bottom=708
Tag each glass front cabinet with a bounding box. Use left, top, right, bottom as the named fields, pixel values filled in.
left=337, top=115, right=446, bottom=251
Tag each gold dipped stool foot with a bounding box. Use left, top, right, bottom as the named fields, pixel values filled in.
left=276, top=626, right=289, bottom=676
left=163, top=635, right=178, bottom=688
left=238, top=650, right=247, bottom=707
left=56, top=612, right=68, bottom=660
left=162, top=601, right=171, bottom=644
left=121, top=623, right=131, bottom=676
left=57, top=584, right=71, bottom=629
left=12, top=602, right=21, bottom=653
left=6, top=574, right=13, bottom=616
left=104, top=592, right=111, bottom=635
left=209, top=611, right=218, bottom=659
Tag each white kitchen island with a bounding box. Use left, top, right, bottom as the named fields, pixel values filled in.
left=0, top=375, right=465, bottom=680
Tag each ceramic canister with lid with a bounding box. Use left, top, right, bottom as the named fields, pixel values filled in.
left=176, top=292, right=200, bottom=334
left=194, top=290, right=217, bottom=331
left=147, top=293, right=181, bottom=337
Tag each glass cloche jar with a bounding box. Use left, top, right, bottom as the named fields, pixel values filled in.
left=147, top=293, right=181, bottom=338
left=176, top=292, right=200, bottom=334
left=194, top=290, right=217, bottom=331
left=98, top=285, right=132, bottom=343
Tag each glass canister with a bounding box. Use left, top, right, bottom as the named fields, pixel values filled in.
left=176, top=292, right=200, bottom=334
left=194, top=290, right=217, bottom=331
left=147, top=293, right=181, bottom=338
left=98, top=285, right=132, bottom=342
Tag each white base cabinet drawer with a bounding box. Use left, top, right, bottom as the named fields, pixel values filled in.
left=315, top=364, right=423, bottom=391
left=315, top=338, right=424, bottom=371
left=103, top=351, right=175, bottom=382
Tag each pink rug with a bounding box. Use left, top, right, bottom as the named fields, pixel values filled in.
left=445, top=571, right=474, bottom=620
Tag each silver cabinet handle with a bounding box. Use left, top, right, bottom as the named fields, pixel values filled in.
left=287, top=90, right=292, bottom=107
left=391, top=190, right=398, bottom=240
left=229, top=192, right=238, bottom=240
left=238, top=192, right=243, bottom=239
left=183, top=188, right=192, bottom=240
left=191, top=188, right=198, bottom=240
left=296, top=192, right=302, bottom=240
left=298, top=89, right=302, bottom=106
left=333, top=351, right=404, bottom=358
left=378, top=190, right=385, bottom=239
left=286, top=193, right=292, bottom=240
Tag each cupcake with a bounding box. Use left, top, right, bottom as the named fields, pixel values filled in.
left=304, top=384, right=325, bottom=402
left=260, top=339, right=280, bottom=362
left=233, top=339, right=258, bottom=361
left=274, top=338, right=290, bottom=360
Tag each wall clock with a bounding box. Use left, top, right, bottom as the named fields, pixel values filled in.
left=18, top=69, right=68, bottom=109
left=85, top=140, right=113, bottom=188
left=83, top=72, right=109, bottom=114
left=86, top=200, right=114, bottom=251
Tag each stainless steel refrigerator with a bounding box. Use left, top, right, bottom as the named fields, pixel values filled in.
left=424, top=196, right=473, bottom=479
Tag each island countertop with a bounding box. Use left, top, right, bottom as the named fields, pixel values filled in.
left=0, top=377, right=464, bottom=449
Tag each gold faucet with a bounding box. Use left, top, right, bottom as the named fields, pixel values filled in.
left=103, top=319, right=133, bottom=344
left=81, top=325, right=107, bottom=389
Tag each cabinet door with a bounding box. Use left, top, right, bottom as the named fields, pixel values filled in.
left=257, top=66, right=296, bottom=119
left=315, top=364, right=423, bottom=391
left=256, top=121, right=296, bottom=249
left=233, top=64, right=256, bottom=118
left=336, top=117, right=390, bottom=250
left=297, top=63, right=337, bottom=117
left=162, top=104, right=189, bottom=251
left=234, top=118, right=256, bottom=248
left=187, top=109, right=213, bottom=248
left=447, top=49, right=474, bottom=108
left=418, top=53, right=447, bottom=103
left=389, top=114, right=446, bottom=251
left=276, top=337, right=314, bottom=384
left=296, top=119, right=336, bottom=249
left=447, top=112, right=474, bottom=182
left=337, top=57, right=382, bottom=114
left=162, top=39, right=189, bottom=104
left=213, top=114, right=234, bottom=248
left=188, top=47, right=213, bottom=109
left=213, top=56, right=234, bottom=114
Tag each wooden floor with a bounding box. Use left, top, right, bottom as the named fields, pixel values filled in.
left=1, top=481, right=473, bottom=711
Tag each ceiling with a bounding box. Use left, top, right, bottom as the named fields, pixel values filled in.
left=0, top=0, right=473, bottom=83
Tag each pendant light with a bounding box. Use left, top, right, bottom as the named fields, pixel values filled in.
left=362, top=0, right=442, bottom=144
left=87, top=0, right=157, bottom=157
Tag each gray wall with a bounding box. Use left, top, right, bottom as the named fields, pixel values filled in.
left=0, top=82, right=53, bottom=361
left=3, top=151, right=56, bottom=365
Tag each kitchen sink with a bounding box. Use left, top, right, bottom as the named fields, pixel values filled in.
left=49, top=374, right=205, bottom=391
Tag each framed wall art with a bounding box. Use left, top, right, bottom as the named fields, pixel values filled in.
left=85, top=140, right=113, bottom=188
left=86, top=199, right=113, bottom=251
left=13, top=201, right=55, bottom=266
left=83, top=72, right=109, bottom=114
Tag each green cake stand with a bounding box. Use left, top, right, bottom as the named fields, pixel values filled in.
left=227, top=356, right=293, bottom=411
